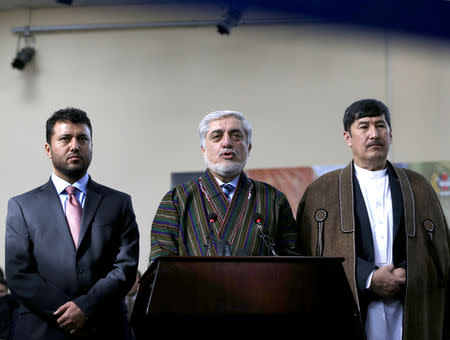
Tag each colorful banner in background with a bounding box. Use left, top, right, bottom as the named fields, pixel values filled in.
left=247, top=161, right=450, bottom=220
left=173, top=161, right=450, bottom=221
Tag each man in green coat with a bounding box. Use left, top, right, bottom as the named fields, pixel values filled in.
left=297, top=99, right=449, bottom=340
left=150, top=110, right=298, bottom=263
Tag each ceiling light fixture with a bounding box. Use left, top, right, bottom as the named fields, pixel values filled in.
left=12, top=27, right=35, bottom=70
left=217, top=0, right=247, bottom=35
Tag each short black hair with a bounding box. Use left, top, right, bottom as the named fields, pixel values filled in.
left=46, top=107, right=92, bottom=143
left=343, top=99, right=391, bottom=132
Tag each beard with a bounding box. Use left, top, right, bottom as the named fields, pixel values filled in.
left=203, top=148, right=248, bottom=179
left=54, top=164, right=89, bottom=181
left=52, top=152, right=92, bottom=182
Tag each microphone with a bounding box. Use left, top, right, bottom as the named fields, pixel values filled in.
left=208, top=213, right=217, bottom=225
left=255, top=213, right=278, bottom=256
left=204, top=213, right=217, bottom=255
left=216, top=240, right=232, bottom=256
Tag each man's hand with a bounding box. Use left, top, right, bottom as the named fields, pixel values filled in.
left=369, top=264, right=406, bottom=299
left=54, top=301, right=88, bottom=334
left=392, top=267, right=406, bottom=281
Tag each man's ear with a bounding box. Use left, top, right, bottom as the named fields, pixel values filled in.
left=343, top=131, right=352, bottom=147
left=45, top=143, right=52, bottom=159
left=248, top=143, right=252, bottom=154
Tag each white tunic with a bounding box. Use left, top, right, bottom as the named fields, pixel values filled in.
left=354, top=164, right=403, bottom=340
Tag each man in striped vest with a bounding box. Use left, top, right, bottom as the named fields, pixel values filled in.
left=150, top=110, right=298, bottom=263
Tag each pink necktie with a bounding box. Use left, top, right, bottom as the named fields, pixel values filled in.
left=65, top=185, right=82, bottom=248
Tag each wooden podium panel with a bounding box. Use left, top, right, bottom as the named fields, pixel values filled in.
left=132, top=256, right=365, bottom=339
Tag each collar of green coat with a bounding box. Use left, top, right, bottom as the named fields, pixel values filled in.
left=201, top=169, right=249, bottom=199
left=200, top=169, right=253, bottom=230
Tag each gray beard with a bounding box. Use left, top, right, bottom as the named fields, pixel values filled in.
left=203, top=153, right=247, bottom=179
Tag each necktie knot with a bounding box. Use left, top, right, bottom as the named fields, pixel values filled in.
left=66, top=185, right=76, bottom=196
left=221, top=184, right=235, bottom=202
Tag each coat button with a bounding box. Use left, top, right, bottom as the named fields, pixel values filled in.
left=314, top=209, right=327, bottom=222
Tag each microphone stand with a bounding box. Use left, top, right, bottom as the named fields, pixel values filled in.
left=205, top=213, right=217, bottom=256
left=255, top=216, right=278, bottom=256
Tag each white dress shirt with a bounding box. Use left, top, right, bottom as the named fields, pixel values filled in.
left=354, top=164, right=402, bottom=340
left=51, top=172, right=89, bottom=211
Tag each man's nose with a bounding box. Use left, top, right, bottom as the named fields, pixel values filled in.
left=69, top=138, right=80, bottom=150
left=221, top=134, right=233, bottom=147
left=368, top=125, right=380, bottom=138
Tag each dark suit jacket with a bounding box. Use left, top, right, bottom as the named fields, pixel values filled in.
left=5, top=177, right=140, bottom=340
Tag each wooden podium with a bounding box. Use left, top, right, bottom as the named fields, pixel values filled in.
left=131, top=256, right=365, bottom=339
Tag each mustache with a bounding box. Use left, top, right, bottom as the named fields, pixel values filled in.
left=218, top=148, right=237, bottom=156
left=366, top=141, right=384, bottom=147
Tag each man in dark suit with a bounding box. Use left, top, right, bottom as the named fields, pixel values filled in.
left=5, top=108, right=139, bottom=339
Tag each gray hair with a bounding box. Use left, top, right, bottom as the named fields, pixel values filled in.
left=198, top=110, right=252, bottom=148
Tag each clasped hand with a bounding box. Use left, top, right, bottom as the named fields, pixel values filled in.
left=54, top=301, right=88, bottom=335
left=369, top=264, right=406, bottom=299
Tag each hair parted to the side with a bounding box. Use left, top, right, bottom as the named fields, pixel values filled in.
left=198, top=110, right=252, bottom=148
left=343, top=99, right=391, bottom=133
left=46, top=107, right=92, bottom=143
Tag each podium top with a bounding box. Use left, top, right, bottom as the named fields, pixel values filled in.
left=151, top=255, right=345, bottom=264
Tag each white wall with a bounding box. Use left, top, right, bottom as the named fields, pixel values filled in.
left=0, top=4, right=449, bottom=274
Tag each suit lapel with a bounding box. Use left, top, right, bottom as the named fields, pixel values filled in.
left=37, top=179, right=76, bottom=250
left=353, top=169, right=375, bottom=257
left=79, top=178, right=104, bottom=249
left=392, top=164, right=416, bottom=237
left=387, top=163, right=404, bottom=238
left=339, top=162, right=355, bottom=233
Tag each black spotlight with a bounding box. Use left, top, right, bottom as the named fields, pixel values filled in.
left=12, top=47, right=35, bottom=70
left=217, top=9, right=242, bottom=35
left=217, top=1, right=246, bottom=35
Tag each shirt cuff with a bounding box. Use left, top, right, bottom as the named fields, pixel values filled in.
left=365, top=269, right=376, bottom=289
